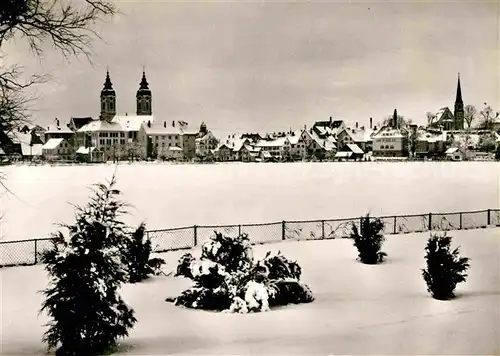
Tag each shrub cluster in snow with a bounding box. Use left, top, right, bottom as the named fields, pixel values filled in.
left=122, top=222, right=166, bottom=283
left=422, top=233, right=470, bottom=300
left=168, top=232, right=314, bottom=313
left=350, top=214, right=387, bottom=264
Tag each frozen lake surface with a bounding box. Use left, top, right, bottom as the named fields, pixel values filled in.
left=1, top=229, right=499, bottom=355
left=0, top=162, right=498, bottom=241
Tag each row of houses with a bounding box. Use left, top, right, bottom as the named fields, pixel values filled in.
left=211, top=112, right=500, bottom=162
left=0, top=117, right=218, bottom=163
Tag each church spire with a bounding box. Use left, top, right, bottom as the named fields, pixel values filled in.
left=102, top=69, right=114, bottom=91
left=454, top=72, right=464, bottom=130
left=100, top=69, right=116, bottom=121
left=136, top=68, right=152, bottom=115
left=139, top=69, right=149, bottom=90
left=455, top=72, right=463, bottom=104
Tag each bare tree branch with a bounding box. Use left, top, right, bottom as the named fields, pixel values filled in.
left=0, top=0, right=117, bottom=60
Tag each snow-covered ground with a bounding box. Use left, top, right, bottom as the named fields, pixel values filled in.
left=1, top=229, right=498, bottom=355
left=1, top=162, right=498, bottom=241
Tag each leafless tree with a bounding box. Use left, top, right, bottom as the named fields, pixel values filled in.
left=464, top=105, right=477, bottom=129
left=1, top=0, right=117, bottom=132
left=425, top=111, right=436, bottom=127
left=478, top=103, right=499, bottom=130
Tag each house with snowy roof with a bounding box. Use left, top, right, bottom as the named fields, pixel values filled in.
left=255, top=137, right=289, bottom=160
left=335, top=143, right=365, bottom=161
left=195, top=123, right=219, bottom=157
left=414, top=129, right=448, bottom=158
left=372, top=109, right=409, bottom=158
left=214, top=142, right=233, bottom=161
left=42, top=138, right=74, bottom=161
left=337, top=125, right=375, bottom=153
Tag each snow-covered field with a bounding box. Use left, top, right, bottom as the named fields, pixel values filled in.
left=1, top=162, right=498, bottom=241
left=1, top=229, right=499, bottom=355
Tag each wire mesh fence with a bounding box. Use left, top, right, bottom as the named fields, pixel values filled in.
left=1, top=209, right=498, bottom=268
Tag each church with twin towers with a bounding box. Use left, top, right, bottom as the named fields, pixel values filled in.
left=99, top=68, right=152, bottom=121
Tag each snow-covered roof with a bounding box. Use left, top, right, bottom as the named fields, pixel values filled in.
left=445, top=147, right=459, bottom=154
left=7, top=132, right=31, bottom=144
left=78, top=115, right=157, bottom=133
left=76, top=146, right=96, bottom=154
left=335, top=151, right=353, bottom=158
left=261, top=151, right=272, bottom=158
left=255, top=137, right=287, bottom=148
left=113, top=115, right=155, bottom=131
left=231, top=138, right=250, bottom=152
left=0, top=147, right=5, bottom=155
left=42, top=138, right=65, bottom=150
left=21, top=143, right=43, bottom=156
left=346, top=143, right=364, bottom=154
left=46, top=124, right=74, bottom=134
left=346, top=128, right=375, bottom=143
left=286, top=134, right=301, bottom=145
left=416, top=130, right=447, bottom=143
left=78, top=120, right=122, bottom=133
left=372, top=126, right=407, bottom=139
left=143, top=121, right=183, bottom=135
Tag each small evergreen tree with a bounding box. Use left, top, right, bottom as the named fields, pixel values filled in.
left=350, top=214, right=386, bottom=264
left=422, top=233, right=470, bottom=300
left=40, top=176, right=136, bottom=356
left=123, top=223, right=165, bottom=283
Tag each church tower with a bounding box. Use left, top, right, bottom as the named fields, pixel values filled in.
left=100, top=70, right=116, bottom=122
left=454, top=73, right=464, bottom=130
left=136, top=69, right=152, bottom=116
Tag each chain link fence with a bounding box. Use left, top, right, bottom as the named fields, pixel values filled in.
left=1, top=209, right=499, bottom=268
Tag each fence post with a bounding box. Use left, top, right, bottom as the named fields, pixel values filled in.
left=321, top=220, right=325, bottom=239
left=487, top=209, right=491, bottom=225
left=193, top=225, right=198, bottom=247
left=393, top=216, right=397, bottom=234
left=282, top=221, right=286, bottom=240
left=34, top=239, right=38, bottom=265
left=428, top=213, right=432, bottom=231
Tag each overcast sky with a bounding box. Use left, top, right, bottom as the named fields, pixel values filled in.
left=5, top=0, right=499, bottom=137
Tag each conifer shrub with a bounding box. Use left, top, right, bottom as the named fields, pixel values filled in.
left=122, top=223, right=165, bottom=283
left=168, top=232, right=314, bottom=313
left=40, top=177, right=136, bottom=356
left=422, top=233, right=470, bottom=300
left=350, top=214, right=387, bottom=264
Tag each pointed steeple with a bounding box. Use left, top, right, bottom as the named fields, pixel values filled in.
left=102, top=69, right=114, bottom=92
left=139, top=69, right=149, bottom=90
left=393, top=108, right=398, bottom=128
left=454, top=72, right=464, bottom=130
left=136, top=68, right=152, bottom=115
left=100, top=68, right=116, bottom=121
left=455, top=72, right=463, bottom=104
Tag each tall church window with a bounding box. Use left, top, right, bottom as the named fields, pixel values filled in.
left=101, top=101, right=105, bottom=111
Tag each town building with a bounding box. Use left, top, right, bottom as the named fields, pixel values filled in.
left=42, top=138, right=74, bottom=161
left=372, top=109, right=409, bottom=158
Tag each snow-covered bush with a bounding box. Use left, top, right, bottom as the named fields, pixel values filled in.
left=40, top=176, right=136, bottom=356
left=122, top=223, right=165, bottom=283
left=350, top=214, right=387, bottom=264
left=422, top=233, right=470, bottom=300
left=168, top=232, right=314, bottom=313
